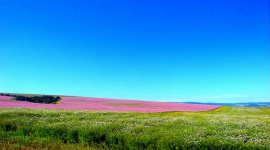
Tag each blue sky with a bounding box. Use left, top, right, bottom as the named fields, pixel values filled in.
left=0, top=0, right=269, bottom=103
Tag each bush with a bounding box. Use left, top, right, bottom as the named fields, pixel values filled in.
left=14, top=95, right=61, bottom=104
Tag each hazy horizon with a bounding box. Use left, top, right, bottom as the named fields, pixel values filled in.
left=0, top=1, right=269, bottom=103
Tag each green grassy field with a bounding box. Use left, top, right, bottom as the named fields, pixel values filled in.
left=0, top=107, right=269, bottom=150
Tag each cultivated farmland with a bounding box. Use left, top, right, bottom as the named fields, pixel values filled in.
left=0, top=96, right=220, bottom=112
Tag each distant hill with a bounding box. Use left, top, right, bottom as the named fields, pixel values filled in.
left=183, top=102, right=270, bottom=108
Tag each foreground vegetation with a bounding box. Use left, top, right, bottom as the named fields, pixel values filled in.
left=0, top=107, right=269, bottom=150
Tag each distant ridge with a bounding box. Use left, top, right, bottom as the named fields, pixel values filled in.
left=182, top=102, right=270, bottom=108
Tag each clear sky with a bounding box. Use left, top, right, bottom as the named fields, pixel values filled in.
left=0, top=0, right=269, bottom=103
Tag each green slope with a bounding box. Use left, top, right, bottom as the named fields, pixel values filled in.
left=207, top=106, right=270, bottom=115
left=0, top=107, right=269, bottom=150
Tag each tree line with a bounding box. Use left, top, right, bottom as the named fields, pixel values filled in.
left=0, top=93, right=61, bottom=104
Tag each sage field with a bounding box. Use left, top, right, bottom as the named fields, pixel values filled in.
left=0, top=96, right=220, bottom=112
left=0, top=106, right=269, bottom=150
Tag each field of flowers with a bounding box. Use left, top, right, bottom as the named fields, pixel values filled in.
left=0, top=106, right=269, bottom=150
left=0, top=96, right=220, bottom=112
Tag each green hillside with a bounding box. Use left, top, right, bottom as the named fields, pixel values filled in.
left=0, top=107, right=269, bottom=150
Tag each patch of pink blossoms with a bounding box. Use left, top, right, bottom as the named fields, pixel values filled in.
left=0, top=96, right=221, bottom=112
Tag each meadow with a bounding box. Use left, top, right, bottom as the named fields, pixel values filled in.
left=0, top=106, right=269, bottom=150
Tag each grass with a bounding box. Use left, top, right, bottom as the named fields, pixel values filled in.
left=0, top=140, right=102, bottom=150
left=207, top=106, right=270, bottom=114
left=0, top=107, right=269, bottom=150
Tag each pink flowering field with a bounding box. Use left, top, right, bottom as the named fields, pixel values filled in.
left=0, top=95, right=221, bottom=112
